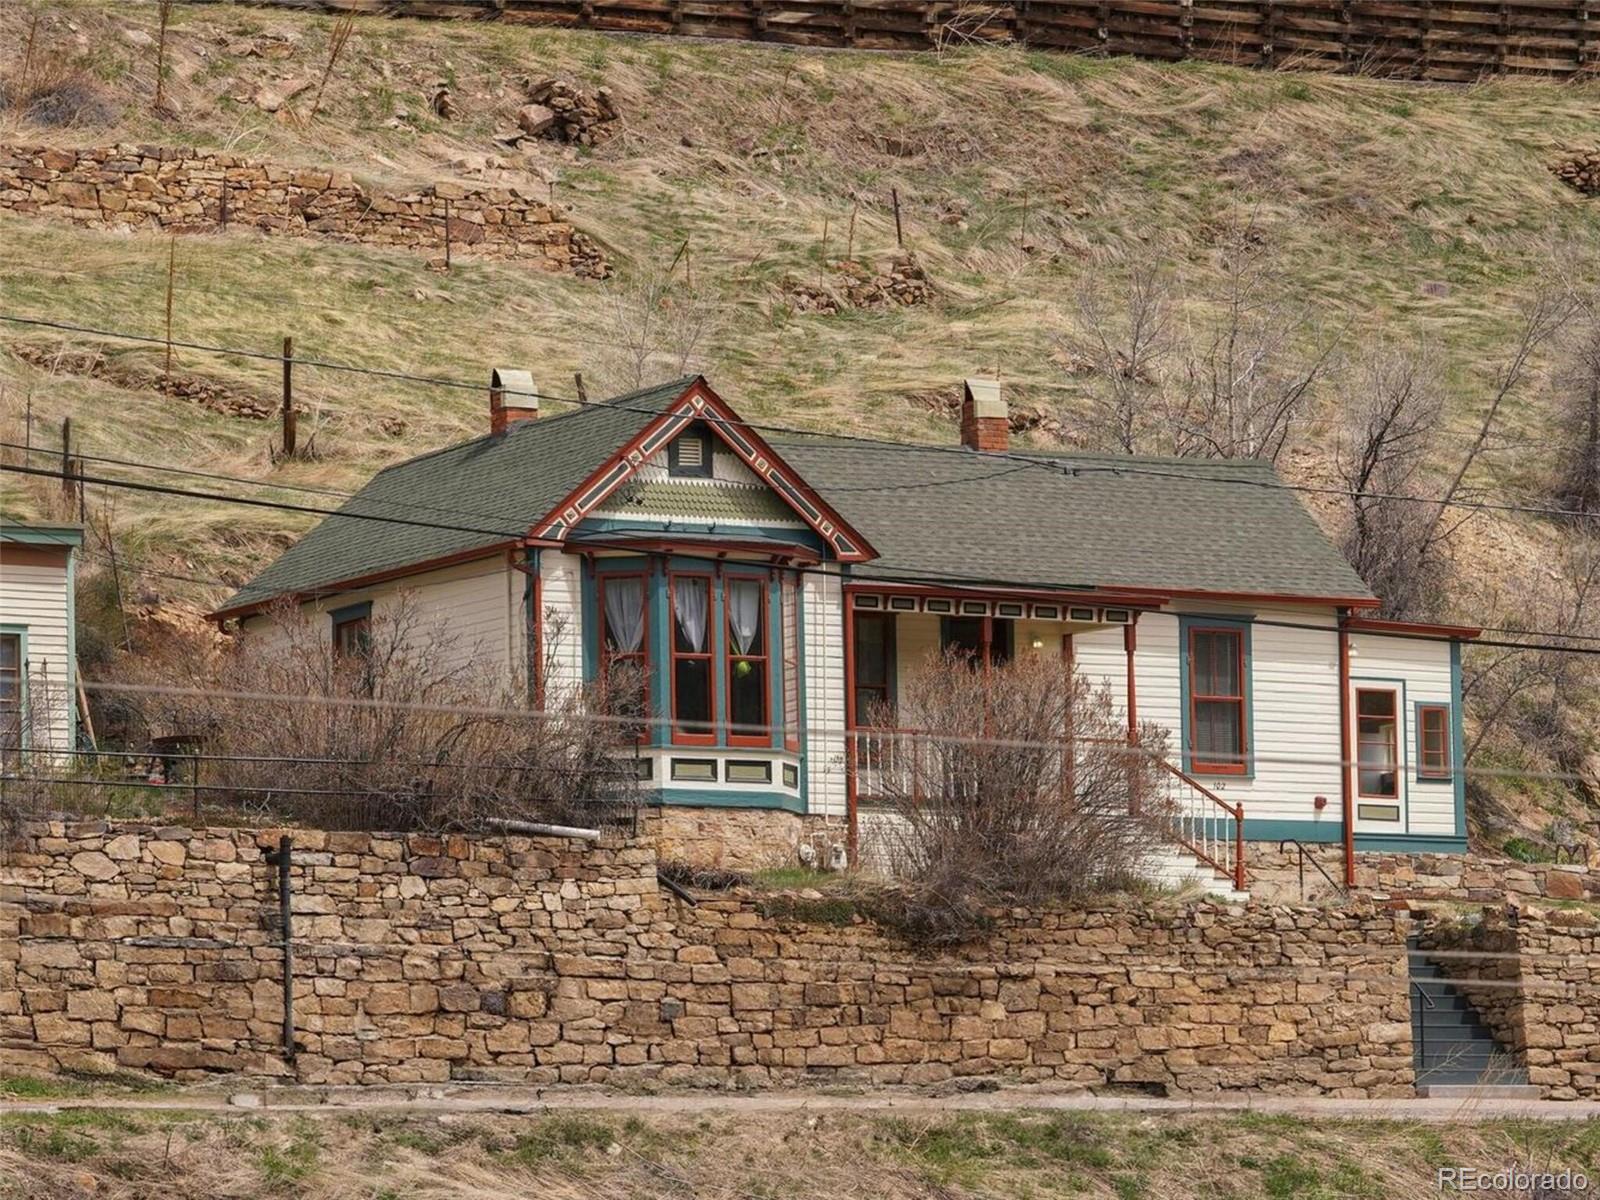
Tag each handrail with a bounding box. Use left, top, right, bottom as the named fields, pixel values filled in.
left=1277, top=837, right=1349, bottom=901
left=1151, top=759, right=1246, bottom=893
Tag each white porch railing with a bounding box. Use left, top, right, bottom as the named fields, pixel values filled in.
left=846, top=727, right=1245, bottom=891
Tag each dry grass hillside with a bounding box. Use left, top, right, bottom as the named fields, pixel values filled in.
left=2, top=1, right=1599, bottom=841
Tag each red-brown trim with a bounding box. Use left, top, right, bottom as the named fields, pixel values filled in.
left=1344, top=616, right=1482, bottom=640
left=1354, top=686, right=1401, bottom=800
left=1097, top=584, right=1382, bottom=610
left=1186, top=623, right=1247, bottom=776
left=844, top=581, right=1170, bottom=609
left=1123, top=619, right=1138, bottom=740
left=0, top=544, right=71, bottom=568
left=723, top=570, right=770, bottom=747
left=667, top=570, right=716, bottom=746
left=531, top=377, right=878, bottom=563
left=1338, top=613, right=1355, bottom=887
left=1418, top=702, right=1451, bottom=778
left=208, top=541, right=520, bottom=624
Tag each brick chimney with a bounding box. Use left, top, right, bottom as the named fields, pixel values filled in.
left=489, top=367, right=539, bottom=435
left=960, top=377, right=1008, bottom=452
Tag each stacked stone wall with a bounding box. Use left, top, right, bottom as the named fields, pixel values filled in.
left=1, top=820, right=1413, bottom=1095
left=1247, top=845, right=1600, bottom=905
left=0, top=144, right=607, bottom=276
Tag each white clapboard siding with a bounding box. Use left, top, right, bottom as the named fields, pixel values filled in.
left=1351, top=630, right=1457, bottom=837
left=1, top=558, right=74, bottom=752
left=540, top=551, right=584, bottom=701
left=804, top=568, right=846, bottom=816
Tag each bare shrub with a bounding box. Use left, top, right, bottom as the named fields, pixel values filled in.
left=91, top=595, right=642, bottom=833
left=861, top=651, right=1171, bottom=940
left=1, top=16, right=113, bottom=129
left=590, top=261, right=716, bottom=394
left=1063, top=222, right=1337, bottom=463
left=1551, top=292, right=1600, bottom=518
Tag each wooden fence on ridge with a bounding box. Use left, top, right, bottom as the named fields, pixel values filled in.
left=214, top=0, right=1600, bottom=82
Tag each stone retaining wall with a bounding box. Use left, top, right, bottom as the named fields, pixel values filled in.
left=1, top=820, right=1413, bottom=1095
left=0, top=144, right=608, bottom=277
left=1247, top=845, right=1599, bottom=906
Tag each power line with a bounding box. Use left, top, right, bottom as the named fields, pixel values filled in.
left=12, top=308, right=1599, bottom=526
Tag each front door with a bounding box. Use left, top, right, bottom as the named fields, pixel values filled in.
left=1351, top=680, right=1406, bottom=834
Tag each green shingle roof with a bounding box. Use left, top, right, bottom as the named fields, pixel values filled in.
left=219, top=376, right=1373, bottom=615
left=772, top=440, right=1374, bottom=602
left=600, top=479, right=799, bottom=524
left=216, top=377, right=695, bottom=614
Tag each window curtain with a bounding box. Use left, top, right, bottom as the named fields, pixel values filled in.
left=603, top=578, right=645, bottom=653
left=727, top=579, right=761, bottom=654
left=673, top=577, right=707, bottom=652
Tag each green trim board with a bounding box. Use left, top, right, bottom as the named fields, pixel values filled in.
left=1177, top=614, right=1255, bottom=779
left=795, top=574, right=808, bottom=813
left=647, top=788, right=807, bottom=814
left=1239, top=816, right=1466, bottom=853
left=1, top=623, right=29, bottom=754
left=1450, top=642, right=1467, bottom=840
left=0, top=525, right=84, bottom=546
left=65, top=552, right=77, bottom=750
left=574, top=516, right=826, bottom=553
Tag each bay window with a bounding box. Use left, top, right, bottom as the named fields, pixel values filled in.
left=781, top=574, right=799, bottom=751
left=726, top=576, right=768, bottom=745
left=599, top=573, right=648, bottom=731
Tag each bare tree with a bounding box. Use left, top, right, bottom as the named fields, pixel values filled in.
left=861, top=650, right=1171, bottom=940
left=1335, top=345, right=1446, bottom=619
left=1061, top=221, right=1336, bottom=463
left=1551, top=292, right=1600, bottom=518
left=590, top=261, right=717, bottom=395
left=1059, top=255, right=1173, bottom=453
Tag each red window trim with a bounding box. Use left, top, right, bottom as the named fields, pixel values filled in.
left=781, top=573, right=800, bottom=753
left=1356, top=687, right=1400, bottom=799
left=668, top=571, right=716, bottom=746
left=725, top=572, right=769, bottom=747
left=1188, top=625, right=1247, bottom=776
left=598, top=571, right=650, bottom=743
left=1418, top=702, right=1451, bottom=779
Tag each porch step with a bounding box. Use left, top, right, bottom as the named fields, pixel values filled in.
left=1146, top=847, right=1247, bottom=901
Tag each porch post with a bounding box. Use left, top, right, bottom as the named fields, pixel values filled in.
left=843, top=588, right=859, bottom=866
left=1337, top=608, right=1355, bottom=888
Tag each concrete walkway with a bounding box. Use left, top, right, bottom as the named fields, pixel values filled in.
left=7, top=1085, right=1600, bottom=1123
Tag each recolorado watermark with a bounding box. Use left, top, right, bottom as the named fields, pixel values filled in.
left=1438, top=1166, right=1591, bottom=1193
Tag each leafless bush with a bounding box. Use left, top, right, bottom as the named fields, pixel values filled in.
left=1, top=15, right=113, bottom=128
left=1551, top=292, right=1600, bottom=518
left=862, top=651, right=1171, bottom=940
left=1063, top=223, right=1336, bottom=463
left=91, top=595, right=642, bottom=833
left=590, top=261, right=716, bottom=394
left=0, top=665, right=77, bottom=838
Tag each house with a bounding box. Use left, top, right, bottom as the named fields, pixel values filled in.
left=0, top=522, right=84, bottom=763
left=212, top=374, right=1477, bottom=888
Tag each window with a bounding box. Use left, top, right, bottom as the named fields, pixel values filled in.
left=670, top=574, right=714, bottom=742
left=725, top=576, right=768, bottom=746
left=1418, top=702, right=1451, bottom=780
left=599, top=574, right=649, bottom=734
left=853, top=612, right=895, bottom=724
left=668, top=427, right=713, bottom=478
left=1189, top=627, right=1246, bottom=774
left=940, top=617, right=1013, bottom=666
left=781, top=574, right=800, bottom=751
left=332, top=613, right=371, bottom=660
left=0, top=632, right=21, bottom=766
left=1356, top=688, right=1400, bottom=798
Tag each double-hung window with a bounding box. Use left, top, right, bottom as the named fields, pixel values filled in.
left=599, top=573, right=649, bottom=735
left=670, top=574, right=714, bottom=743
left=725, top=575, right=768, bottom=746
left=1356, top=688, right=1400, bottom=798
left=1188, top=627, right=1247, bottom=774
left=781, top=574, right=800, bottom=752
left=1417, top=703, right=1451, bottom=779
left=0, top=632, right=21, bottom=766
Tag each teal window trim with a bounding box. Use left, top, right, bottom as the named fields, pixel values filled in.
left=795, top=575, right=808, bottom=812
left=648, top=558, right=670, bottom=746
left=1412, top=699, right=1454, bottom=785
left=522, top=547, right=540, bottom=704
left=1, top=624, right=29, bottom=756
left=1177, top=614, right=1254, bottom=779
left=65, top=551, right=77, bottom=750
left=767, top=573, right=783, bottom=751
left=329, top=600, right=372, bottom=626
left=1451, top=641, right=1467, bottom=840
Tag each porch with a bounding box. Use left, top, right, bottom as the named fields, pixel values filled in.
left=840, top=584, right=1247, bottom=893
